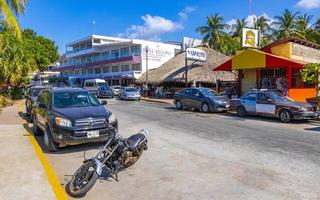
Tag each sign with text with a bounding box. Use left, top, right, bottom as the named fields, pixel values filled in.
left=186, top=48, right=206, bottom=62
left=242, top=28, right=260, bottom=48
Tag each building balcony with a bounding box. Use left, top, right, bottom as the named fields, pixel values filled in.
left=54, top=55, right=142, bottom=71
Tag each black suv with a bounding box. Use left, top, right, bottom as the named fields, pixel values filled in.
left=25, top=85, right=47, bottom=119
left=32, top=88, right=118, bottom=152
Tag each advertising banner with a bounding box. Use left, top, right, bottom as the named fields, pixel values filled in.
left=242, top=28, right=260, bottom=48
left=186, top=48, right=206, bottom=62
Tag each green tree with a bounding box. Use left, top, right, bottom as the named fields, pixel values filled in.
left=0, top=0, right=27, bottom=39
left=23, top=29, right=59, bottom=71
left=254, top=16, right=273, bottom=47
left=274, top=9, right=299, bottom=38
left=301, top=63, right=320, bottom=84
left=196, top=13, right=229, bottom=50
left=293, top=14, right=316, bottom=42
left=230, top=18, right=247, bottom=45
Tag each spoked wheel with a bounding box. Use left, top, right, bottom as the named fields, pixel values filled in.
left=122, top=146, right=145, bottom=168
left=279, top=110, right=292, bottom=123
left=67, top=161, right=99, bottom=197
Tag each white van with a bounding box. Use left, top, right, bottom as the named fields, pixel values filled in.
left=84, top=79, right=107, bottom=94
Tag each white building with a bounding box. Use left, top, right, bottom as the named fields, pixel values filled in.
left=54, top=35, right=181, bottom=86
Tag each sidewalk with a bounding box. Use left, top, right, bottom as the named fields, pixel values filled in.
left=141, top=97, right=174, bottom=105
left=0, top=101, right=56, bottom=200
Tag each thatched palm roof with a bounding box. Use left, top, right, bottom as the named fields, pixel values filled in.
left=137, top=46, right=236, bottom=84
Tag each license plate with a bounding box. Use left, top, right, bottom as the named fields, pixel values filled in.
left=87, top=131, right=99, bottom=138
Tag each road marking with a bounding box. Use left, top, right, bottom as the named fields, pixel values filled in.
left=18, top=102, right=68, bottom=200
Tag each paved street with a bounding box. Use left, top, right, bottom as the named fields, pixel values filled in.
left=25, top=99, right=320, bottom=199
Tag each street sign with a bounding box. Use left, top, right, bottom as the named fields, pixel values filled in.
left=242, top=28, right=260, bottom=48
left=186, top=48, right=206, bottom=62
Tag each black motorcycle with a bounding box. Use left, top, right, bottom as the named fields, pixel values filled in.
left=66, top=123, right=148, bottom=197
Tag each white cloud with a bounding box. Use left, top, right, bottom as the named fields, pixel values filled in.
left=227, top=13, right=275, bottom=29
left=118, top=6, right=196, bottom=40
left=178, top=6, right=197, bottom=20
left=296, top=0, right=320, bottom=9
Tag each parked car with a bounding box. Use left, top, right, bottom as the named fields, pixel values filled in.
left=31, top=88, right=118, bottom=152
left=83, top=79, right=107, bottom=94
left=119, top=87, right=141, bottom=100
left=97, top=85, right=114, bottom=99
left=234, top=90, right=318, bottom=123
left=173, top=88, right=230, bottom=113
left=111, top=85, right=122, bottom=96
left=25, top=85, right=47, bottom=119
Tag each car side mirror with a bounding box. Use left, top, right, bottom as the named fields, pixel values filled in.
left=101, top=100, right=108, bottom=105
left=39, top=103, right=47, bottom=108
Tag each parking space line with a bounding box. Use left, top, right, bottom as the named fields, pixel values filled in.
left=18, top=102, right=68, bottom=200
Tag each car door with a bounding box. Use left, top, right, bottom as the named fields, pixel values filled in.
left=36, top=91, right=50, bottom=129
left=256, top=93, right=276, bottom=116
left=181, top=89, right=192, bottom=107
left=190, top=89, right=202, bottom=109
left=241, top=93, right=257, bottom=113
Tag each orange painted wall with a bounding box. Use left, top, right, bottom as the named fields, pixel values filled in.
left=288, top=88, right=317, bottom=102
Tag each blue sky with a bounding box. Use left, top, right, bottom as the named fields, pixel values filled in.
left=19, top=0, right=320, bottom=54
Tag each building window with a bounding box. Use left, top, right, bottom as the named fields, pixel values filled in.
left=111, top=49, right=119, bottom=59
left=82, top=70, right=86, bottom=75
left=103, top=67, right=110, bottom=73
left=291, top=68, right=315, bottom=88
left=75, top=70, right=79, bottom=75
left=88, top=69, right=93, bottom=74
left=93, top=39, right=101, bottom=44
left=102, top=51, right=110, bottom=60
left=132, top=64, right=141, bottom=71
left=120, top=47, right=130, bottom=57
left=121, top=65, right=130, bottom=72
left=95, top=68, right=101, bottom=74
left=131, top=46, right=141, bottom=55
left=112, top=66, right=119, bottom=72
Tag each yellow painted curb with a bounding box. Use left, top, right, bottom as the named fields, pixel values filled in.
left=18, top=102, right=68, bottom=200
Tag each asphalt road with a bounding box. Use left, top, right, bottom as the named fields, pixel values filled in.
left=29, top=99, right=320, bottom=200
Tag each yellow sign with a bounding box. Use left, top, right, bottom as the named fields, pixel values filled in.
left=242, top=28, right=260, bottom=48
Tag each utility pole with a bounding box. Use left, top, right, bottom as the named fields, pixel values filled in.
left=93, top=21, right=96, bottom=34
left=248, top=0, right=253, bottom=15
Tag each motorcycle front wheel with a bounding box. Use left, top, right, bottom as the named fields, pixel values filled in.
left=67, top=160, right=99, bottom=197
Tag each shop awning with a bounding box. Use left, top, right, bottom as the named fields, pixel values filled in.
left=214, top=49, right=306, bottom=71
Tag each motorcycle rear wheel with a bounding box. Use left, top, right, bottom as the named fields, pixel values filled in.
left=67, top=161, right=98, bottom=197
left=123, top=146, right=145, bottom=168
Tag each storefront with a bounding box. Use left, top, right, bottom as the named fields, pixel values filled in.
left=215, top=48, right=316, bottom=102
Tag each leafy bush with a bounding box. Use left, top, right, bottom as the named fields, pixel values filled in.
left=9, top=87, right=24, bottom=100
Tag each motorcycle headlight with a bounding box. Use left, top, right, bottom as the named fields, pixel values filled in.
left=108, top=113, right=117, bottom=124
left=55, top=117, right=72, bottom=127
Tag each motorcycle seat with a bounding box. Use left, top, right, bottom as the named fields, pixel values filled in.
left=125, top=133, right=146, bottom=150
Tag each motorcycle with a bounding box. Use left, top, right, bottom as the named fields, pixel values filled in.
left=66, top=123, right=148, bottom=197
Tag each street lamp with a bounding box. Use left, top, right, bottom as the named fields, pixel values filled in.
left=145, top=46, right=149, bottom=96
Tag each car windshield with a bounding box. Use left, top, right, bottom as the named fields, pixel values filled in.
left=99, top=86, right=110, bottom=91
left=32, top=88, right=44, bottom=96
left=199, top=89, right=220, bottom=97
left=97, top=82, right=107, bottom=87
left=269, top=92, right=292, bottom=102
left=53, top=91, right=100, bottom=108
left=125, top=88, right=137, bottom=92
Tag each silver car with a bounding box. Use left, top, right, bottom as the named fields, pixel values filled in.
left=119, top=87, right=141, bottom=101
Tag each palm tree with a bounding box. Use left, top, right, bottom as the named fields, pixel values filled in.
left=0, top=0, right=27, bottom=39
left=254, top=16, right=273, bottom=47
left=231, top=18, right=247, bottom=38
left=293, top=14, right=315, bottom=41
left=196, top=13, right=229, bottom=50
left=274, top=9, right=299, bottom=38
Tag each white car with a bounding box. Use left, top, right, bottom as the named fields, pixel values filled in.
left=111, top=85, right=122, bottom=96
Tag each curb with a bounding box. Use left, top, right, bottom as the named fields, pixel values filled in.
left=18, top=102, right=68, bottom=200
left=141, top=97, right=173, bottom=105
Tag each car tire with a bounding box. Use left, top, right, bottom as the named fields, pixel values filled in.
left=201, top=103, right=210, bottom=113
left=236, top=106, right=247, bottom=117
left=32, top=114, right=42, bottom=136
left=279, top=110, right=292, bottom=123
left=44, top=127, right=59, bottom=152
left=176, top=100, right=183, bottom=110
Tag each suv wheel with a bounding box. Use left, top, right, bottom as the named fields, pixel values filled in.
left=32, top=114, right=42, bottom=136
left=44, top=127, right=58, bottom=152
left=279, top=110, right=292, bottom=123
left=176, top=100, right=183, bottom=110
left=201, top=103, right=210, bottom=113
left=236, top=106, right=247, bottom=117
